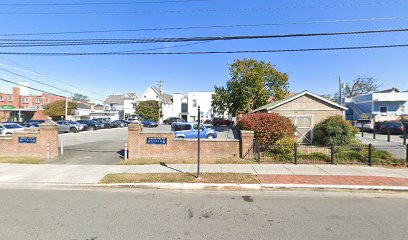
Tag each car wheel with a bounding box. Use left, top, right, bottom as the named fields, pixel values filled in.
left=176, top=136, right=184, bottom=139
left=70, top=127, right=78, bottom=133
left=207, top=134, right=214, bottom=139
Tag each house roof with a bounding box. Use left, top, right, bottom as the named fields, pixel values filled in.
left=151, top=86, right=173, bottom=103
left=374, top=87, right=400, bottom=93
left=104, top=95, right=124, bottom=105
left=251, top=90, right=348, bottom=113
left=77, top=102, right=92, bottom=109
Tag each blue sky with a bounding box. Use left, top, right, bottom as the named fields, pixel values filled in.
left=0, top=0, right=408, bottom=102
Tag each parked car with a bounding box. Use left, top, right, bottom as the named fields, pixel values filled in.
left=25, top=119, right=45, bottom=125
left=19, top=123, right=38, bottom=128
left=109, top=120, right=122, bottom=128
left=77, top=120, right=102, bottom=130
left=0, top=123, right=25, bottom=135
left=141, top=119, right=158, bottom=128
left=353, top=119, right=374, bottom=132
left=56, top=121, right=82, bottom=133
left=112, top=120, right=128, bottom=127
left=93, top=118, right=112, bottom=129
left=379, top=121, right=405, bottom=134
left=173, top=122, right=217, bottom=139
left=211, top=117, right=234, bottom=126
left=163, top=117, right=185, bottom=125
left=66, top=120, right=88, bottom=131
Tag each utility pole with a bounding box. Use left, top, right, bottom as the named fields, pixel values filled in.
left=155, top=80, right=166, bottom=123
left=197, top=105, right=201, bottom=179
left=338, top=76, right=342, bottom=105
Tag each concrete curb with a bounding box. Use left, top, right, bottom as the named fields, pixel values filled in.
left=1, top=182, right=408, bottom=192
left=97, top=183, right=408, bottom=192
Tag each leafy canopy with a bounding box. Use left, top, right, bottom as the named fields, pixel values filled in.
left=135, top=100, right=162, bottom=121
left=212, top=58, right=289, bottom=116
left=44, top=100, right=77, bottom=118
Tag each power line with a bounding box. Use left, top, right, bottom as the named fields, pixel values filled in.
left=0, top=1, right=407, bottom=15
left=0, top=43, right=407, bottom=56
left=0, top=77, right=66, bottom=99
left=3, top=16, right=408, bottom=37
left=0, top=66, right=104, bottom=102
left=1, top=28, right=408, bottom=48
left=0, top=56, right=108, bottom=98
left=0, top=0, right=216, bottom=6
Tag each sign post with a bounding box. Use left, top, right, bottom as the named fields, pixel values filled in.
left=197, top=106, right=201, bottom=179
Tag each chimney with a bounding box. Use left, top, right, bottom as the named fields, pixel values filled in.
left=12, top=87, right=21, bottom=109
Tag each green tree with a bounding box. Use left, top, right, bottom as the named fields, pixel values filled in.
left=72, top=93, right=89, bottom=102
left=212, top=58, right=289, bottom=116
left=44, top=100, right=77, bottom=119
left=135, top=101, right=162, bottom=121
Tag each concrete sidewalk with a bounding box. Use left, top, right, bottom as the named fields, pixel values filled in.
left=1, top=163, right=408, bottom=185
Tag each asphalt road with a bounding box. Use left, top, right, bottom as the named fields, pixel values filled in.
left=0, top=188, right=408, bottom=240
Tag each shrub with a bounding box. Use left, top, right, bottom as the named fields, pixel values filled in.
left=313, top=116, right=358, bottom=145
left=299, top=152, right=331, bottom=162
left=238, top=113, right=295, bottom=144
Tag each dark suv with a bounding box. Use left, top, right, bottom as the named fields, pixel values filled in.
left=379, top=121, right=405, bottom=134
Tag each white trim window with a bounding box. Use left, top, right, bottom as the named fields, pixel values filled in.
left=379, top=106, right=388, bottom=116
left=22, top=98, right=30, bottom=104
left=0, top=96, right=4, bottom=102
left=36, top=98, right=41, bottom=104
left=8, top=96, right=13, bottom=102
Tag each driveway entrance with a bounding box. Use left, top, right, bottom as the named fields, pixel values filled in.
left=49, top=128, right=127, bottom=165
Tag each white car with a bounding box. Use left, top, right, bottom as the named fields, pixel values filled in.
left=0, top=123, right=25, bottom=135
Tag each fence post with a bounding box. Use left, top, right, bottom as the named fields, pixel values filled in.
left=124, top=142, right=128, bottom=160
left=294, top=143, right=298, bottom=165
left=60, top=139, right=64, bottom=155
left=387, top=129, right=391, bottom=142
left=368, top=144, right=373, bottom=166
left=330, top=144, right=335, bottom=165
left=46, top=143, right=50, bottom=161
left=373, top=130, right=376, bottom=140
left=403, top=131, right=407, bottom=146
left=406, top=144, right=408, bottom=167
left=255, top=141, right=261, bottom=163
left=361, top=129, right=364, bottom=137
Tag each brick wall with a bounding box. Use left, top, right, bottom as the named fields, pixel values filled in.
left=128, top=124, right=254, bottom=161
left=0, top=123, right=59, bottom=159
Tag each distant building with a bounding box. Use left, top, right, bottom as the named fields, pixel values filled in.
left=345, top=88, right=408, bottom=122
left=0, top=86, right=66, bottom=122
left=103, top=93, right=137, bottom=120
left=137, top=86, right=219, bottom=123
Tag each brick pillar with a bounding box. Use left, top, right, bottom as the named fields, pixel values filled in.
left=240, top=130, right=254, bottom=159
left=39, top=123, right=59, bottom=159
left=128, top=123, right=142, bottom=159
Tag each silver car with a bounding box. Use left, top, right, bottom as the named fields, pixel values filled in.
left=0, top=123, right=25, bottom=135
left=56, top=121, right=81, bottom=133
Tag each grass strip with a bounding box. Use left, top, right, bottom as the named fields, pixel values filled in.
left=100, top=173, right=260, bottom=184
left=0, top=157, right=46, bottom=164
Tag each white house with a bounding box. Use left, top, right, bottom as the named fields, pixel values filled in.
left=137, top=86, right=218, bottom=123
left=103, top=93, right=137, bottom=119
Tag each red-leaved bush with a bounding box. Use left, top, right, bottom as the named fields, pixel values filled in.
left=238, top=113, right=295, bottom=145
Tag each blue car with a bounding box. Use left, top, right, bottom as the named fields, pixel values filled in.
left=141, top=119, right=158, bottom=128
left=173, top=122, right=217, bottom=139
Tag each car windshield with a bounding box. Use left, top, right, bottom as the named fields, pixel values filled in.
left=3, top=124, right=22, bottom=129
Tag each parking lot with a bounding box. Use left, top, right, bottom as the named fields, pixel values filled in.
left=50, top=128, right=128, bottom=165
left=49, top=124, right=238, bottom=165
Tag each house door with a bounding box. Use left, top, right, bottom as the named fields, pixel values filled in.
left=285, top=115, right=314, bottom=143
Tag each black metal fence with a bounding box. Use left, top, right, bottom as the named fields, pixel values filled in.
left=252, top=141, right=408, bottom=166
